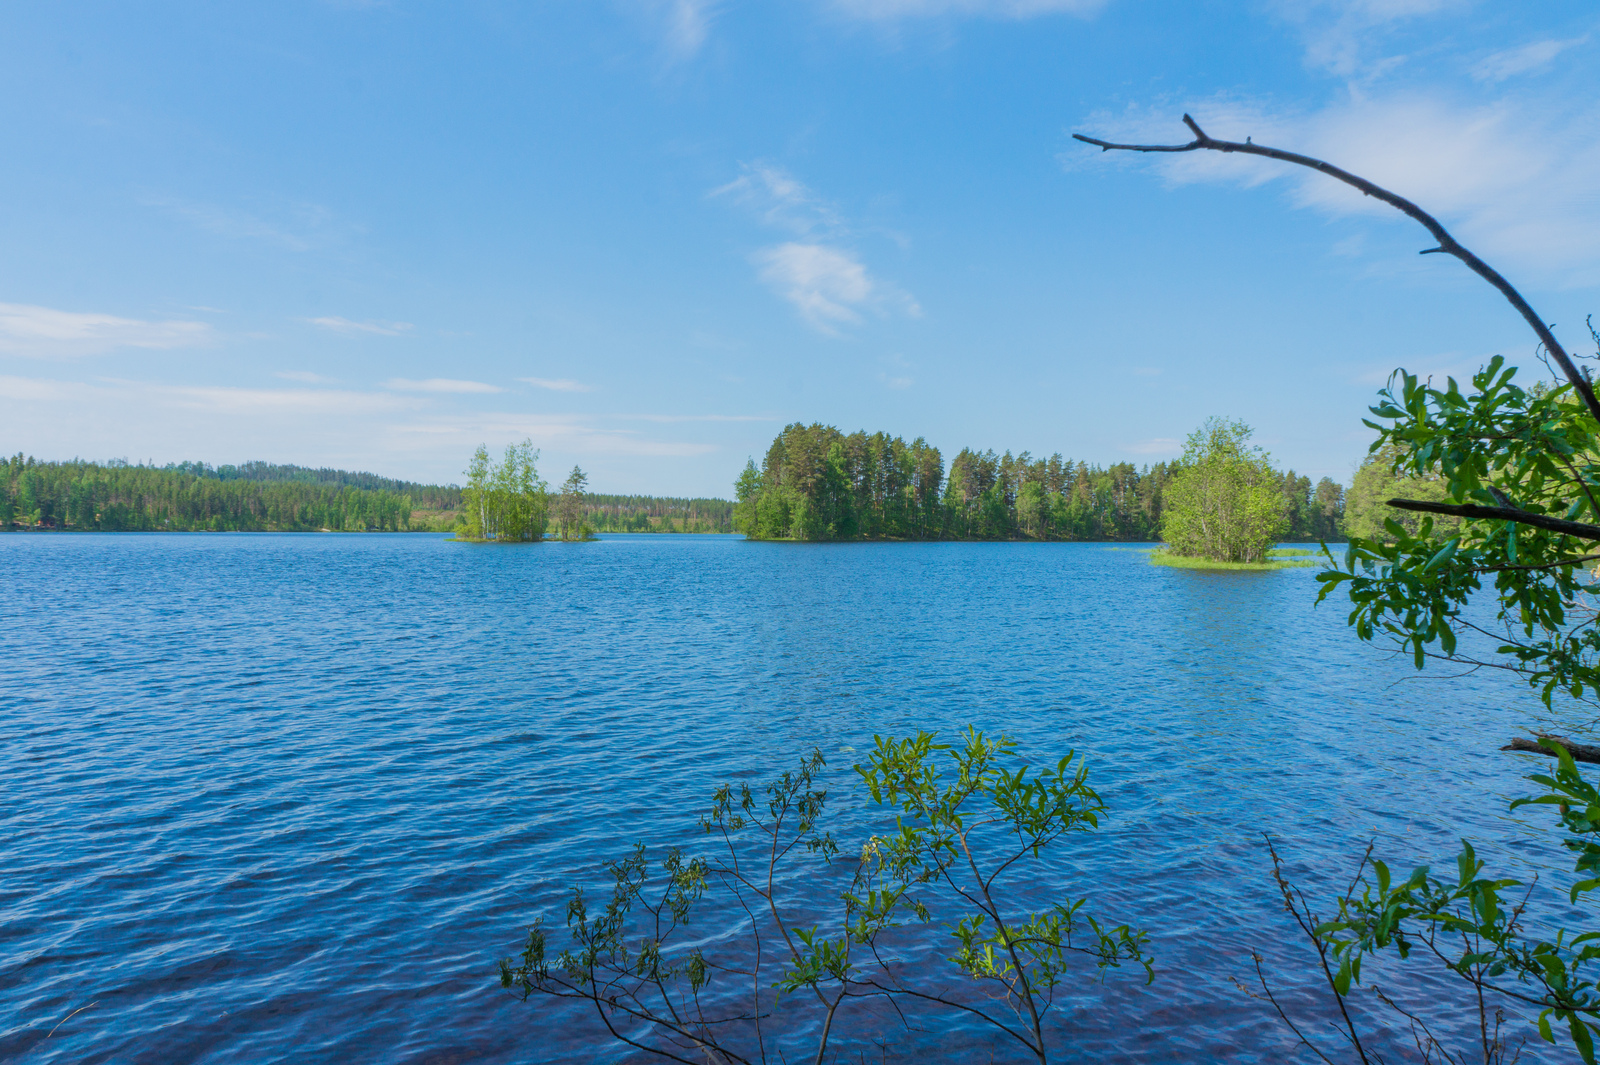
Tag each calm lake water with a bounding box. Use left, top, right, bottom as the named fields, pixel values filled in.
left=0, top=533, right=1581, bottom=1063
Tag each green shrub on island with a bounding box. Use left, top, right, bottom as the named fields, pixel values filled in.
left=1157, top=419, right=1291, bottom=565
left=500, top=728, right=1152, bottom=1064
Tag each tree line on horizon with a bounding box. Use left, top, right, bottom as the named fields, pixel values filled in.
left=733, top=423, right=1346, bottom=542
left=4, top=437, right=1396, bottom=542
left=166, top=459, right=465, bottom=509
left=0, top=454, right=426, bottom=532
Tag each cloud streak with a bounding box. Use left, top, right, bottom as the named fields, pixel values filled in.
left=752, top=244, right=920, bottom=333
left=0, top=303, right=212, bottom=358
left=386, top=413, right=719, bottom=458
left=308, top=316, right=414, bottom=336
left=830, top=0, right=1105, bottom=18
left=1472, top=36, right=1588, bottom=82
left=712, top=163, right=843, bottom=236
left=611, top=413, right=772, bottom=423
left=520, top=376, right=592, bottom=393
left=385, top=377, right=503, bottom=394
left=659, top=0, right=718, bottom=58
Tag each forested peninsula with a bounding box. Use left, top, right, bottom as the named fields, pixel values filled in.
left=734, top=422, right=1347, bottom=542
left=0, top=454, right=737, bottom=534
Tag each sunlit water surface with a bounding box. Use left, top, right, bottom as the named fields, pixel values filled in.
left=0, top=534, right=1581, bottom=1063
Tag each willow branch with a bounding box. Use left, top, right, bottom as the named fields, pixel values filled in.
left=1073, top=114, right=1600, bottom=427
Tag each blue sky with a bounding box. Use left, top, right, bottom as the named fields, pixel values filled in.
left=2, top=1, right=1597, bottom=496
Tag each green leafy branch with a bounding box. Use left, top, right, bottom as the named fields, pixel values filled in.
left=499, top=729, right=1151, bottom=1064
left=1317, top=355, right=1600, bottom=705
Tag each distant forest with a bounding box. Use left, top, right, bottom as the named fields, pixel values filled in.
left=0, top=455, right=738, bottom=534
left=1, top=456, right=434, bottom=532
left=584, top=494, right=735, bottom=534
left=172, top=460, right=464, bottom=510
left=735, top=423, right=1345, bottom=542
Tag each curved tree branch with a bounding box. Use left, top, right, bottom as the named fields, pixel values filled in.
left=1385, top=497, right=1600, bottom=541
left=1073, top=114, right=1600, bottom=427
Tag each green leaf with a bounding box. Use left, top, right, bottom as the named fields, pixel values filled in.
left=1573, top=1014, right=1596, bottom=1065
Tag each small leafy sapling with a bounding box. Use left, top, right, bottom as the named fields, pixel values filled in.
left=498, top=728, right=1152, bottom=1064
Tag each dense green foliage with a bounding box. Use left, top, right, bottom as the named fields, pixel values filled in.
left=1160, top=418, right=1291, bottom=563
left=1312, top=353, right=1600, bottom=1061
left=1321, top=359, right=1600, bottom=699
left=736, top=421, right=1343, bottom=543
left=1342, top=443, right=1461, bottom=542
left=460, top=441, right=549, bottom=542
left=500, top=728, right=1150, bottom=1064
left=0, top=454, right=425, bottom=531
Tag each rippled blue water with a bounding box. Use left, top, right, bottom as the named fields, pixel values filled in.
left=1, top=533, right=1581, bottom=1063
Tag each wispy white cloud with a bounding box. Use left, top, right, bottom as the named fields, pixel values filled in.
left=611, top=413, right=772, bottom=423
left=386, top=413, right=719, bottom=458
left=829, top=0, right=1105, bottom=19
left=276, top=370, right=335, bottom=384
left=0, top=375, right=725, bottom=485
left=0, top=374, right=416, bottom=416
left=384, top=377, right=503, bottom=394
left=308, top=316, right=414, bottom=336
left=755, top=243, right=918, bottom=333
left=1268, top=0, right=1468, bottom=78
left=0, top=302, right=212, bottom=358
left=657, top=0, right=718, bottom=58
left=712, top=163, right=843, bottom=236
left=1472, top=36, right=1588, bottom=83
left=716, top=163, right=919, bottom=334
left=155, top=383, right=414, bottom=414
left=520, top=376, right=592, bottom=393
left=1076, top=93, right=1600, bottom=284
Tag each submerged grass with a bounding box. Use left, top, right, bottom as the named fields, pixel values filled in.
left=1149, top=550, right=1319, bottom=571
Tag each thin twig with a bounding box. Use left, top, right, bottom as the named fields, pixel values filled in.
left=45, top=1001, right=98, bottom=1040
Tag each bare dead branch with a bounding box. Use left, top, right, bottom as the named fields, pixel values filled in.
left=1384, top=498, right=1600, bottom=542
left=1073, top=114, right=1600, bottom=427
left=1501, top=734, right=1600, bottom=766
left=1476, top=553, right=1600, bottom=574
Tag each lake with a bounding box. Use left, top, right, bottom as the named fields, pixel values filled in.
left=0, top=533, right=1576, bottom=1063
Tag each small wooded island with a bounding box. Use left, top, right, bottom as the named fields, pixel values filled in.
left=453, top=442, right=598, bottom=543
